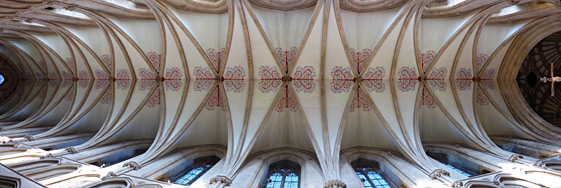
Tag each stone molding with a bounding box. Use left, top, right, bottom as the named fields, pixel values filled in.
left=123, top=161, right=142, bottom=170
left=64, top=147, right=78, bottom=154
left=429, top=169, right=450, bottom=179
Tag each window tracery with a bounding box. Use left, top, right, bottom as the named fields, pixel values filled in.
left=171, top=156, right=219, bottom=186
left=351, top=159, right=395, bottom=188
left=426, top=152, right=479, bottom=177
left=261, top=160, right=300, bottom=188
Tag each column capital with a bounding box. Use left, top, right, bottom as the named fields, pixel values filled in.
left=210, top=175, right=232, bottom=186
left=324, top=179, right=347, bottom=188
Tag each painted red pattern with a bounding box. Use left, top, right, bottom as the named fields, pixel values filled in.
left=115, top=69, right=131, bottom=90
left=275, top=85, right=297, bottom=112
left=146, top=51, right=161, bottom=73
left=205, top=86, right=225, bottom=111
left=206, top=48, right=225, bottom=71
left=100, top=54, right=112, bottom=72
left=421, top=87, right=436, bottom=109
left=78, top=70, right=90, bottom=80
left=223, top=66, right=246, bottom=93
left=275, top=47, right=298, bottom=73
left=95, top=70, right=110, bottom=80
left=164, top=67, right=182, bottom=80
left=194, top=66, right=214, bottom=80
left=476, top=89, right=489, bottom=105
left=349, top=86, right=371, bottom=112
left=139, top=68, right=157, bottom=80
left=223, top=66, right=246, bottom=80
left=258, top=80, right=282, bottom=93
left=258, top=66, right=282, bottom=93
left=330, top=66, right=354, bottom=93
left=476, top=53, right=489, bottom=72
left=397, top=66, right=418, bottom=92
left=481, top=80, right=495, bottom=90
left=292, top=66, right=315, bottom=80
left=349, top=48, right=373, bottom=74
left=426, top=67, right=447, bottom=80
left=62, top=71, right=72, bottom=80
left=116, top=80, right=131, bottom=90
left=38, top=60, right=46, bottom=69
left=78, top=80, right=90, bottom=89
left=65, top=88, right=74, bottom=101
left=194, top=80, right=214, bottom=92
left=115, top=69, right=131, bottom=80
left=147, top=86, right=160, bottom=108
left=48, top=80, right=57, bottom=87
left=193, top=66, right=215, bottom=92
left=38, top=87, right=47, bottom=99
left=36, top=72, right=46, bottom=80
left=164, top=80, right=183, bottom=91
left=139, top=80, right=157, bottom=91
left=363, top=67, right=386, bottom=93
left=100, top=88, right=111, bottom=104
left=95, top=80, right=110, bottom=89
left=363, top=67, right=385, bottom=80
left=480, top=69, right=495, bottom=80
left=480, top=68, right=495, bottom=90
left=455, top=68, right=473, bottom=91
left=422, top=50, right=436, bottom=73
left=65, top=58, right=75, bottom=72
left=427, top=80, right=447, bottom=92
left=62, top=80, right=72, bottom=88
left=48, top=71, right=58, bottom=80
left=258, top=66, right=282, bottom=80
left=331, top=66, right=354, bottom=80
left=292, top=66, right=315, bottom=93
left=426, top=67, right=447, bottom=91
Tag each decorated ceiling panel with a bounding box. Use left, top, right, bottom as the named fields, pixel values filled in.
left=1, top=0, right=561, bottom=188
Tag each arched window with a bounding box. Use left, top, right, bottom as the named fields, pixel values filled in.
left=261, top=160, right=300, bottom=188
left=351, top=159, right=395, bottom=188
left=91, top=148, right=148, bottom=167
left=426, top=151, right=479, bottom=177
left=171, top=156, right=220, bottom=186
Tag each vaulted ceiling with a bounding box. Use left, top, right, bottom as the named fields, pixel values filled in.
left=1, top=0, right=561, bottom=187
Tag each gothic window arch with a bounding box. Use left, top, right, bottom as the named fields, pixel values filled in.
left=351, top=159, right=395, bottom=188
left=171, top=156, right=220, bottom=186
left=426, top=151, right=481, bottom=177
left=90, top=148, right=148, bottom=167
left=260, top=160, right=301, bottom=188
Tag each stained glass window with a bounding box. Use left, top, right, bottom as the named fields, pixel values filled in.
left=0, top=74, right=4, bottom=85
left=426, top=151, right=479, bottom=177
left=174, top=165, right=210, bottom=185
left=171, top=156, right=220, bottom=186
left=262, top=160, right=300, bottom=188
left=351, top=159, right=395, bottom=188
left=354, top=167, right=392, bottom=188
